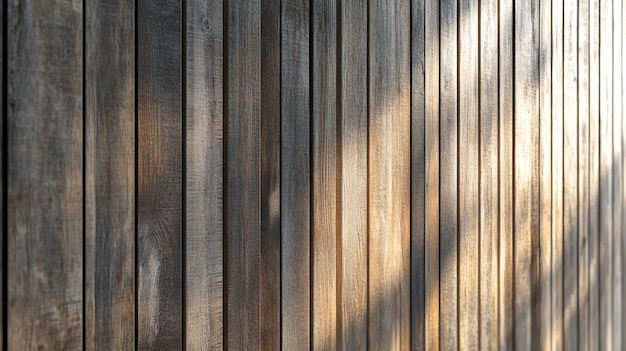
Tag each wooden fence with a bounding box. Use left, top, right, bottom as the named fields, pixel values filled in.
left=4, top=0, right=626, bottom=349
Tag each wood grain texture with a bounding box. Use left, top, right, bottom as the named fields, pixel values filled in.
left=514, top=0, right=540, bottom=348
left=458, top=0, right=479, bottom=348
left=551, top=0, right=565, bottom=349
left=7, top=0, right=83, bottom=349
left=599, top=0, right=613, bottom=349
left=499, top=0, right=515, bottom=349
left=312, top=0, right=337, bottom=349
left=439, top=0, right=458, bottom=348
left=340, top=0, right=368, bottom=349
left=85, top=0, right=135, bottom=348
left=411, top=0, right=426, bottom=348
left=563, top=0, right=579, bottom=348
left=281, top=0, right=311, bottom=348
left=539, top=0, right=552, bottom=348
left=479, top=0, right=499, bottom=349
left=226, top=0, right=261, bottom=348
left=261, top=0, right=281, bottom=347
left=185, top=0, right=224, bottom=348
left=425, top=0, right=440, bottom=348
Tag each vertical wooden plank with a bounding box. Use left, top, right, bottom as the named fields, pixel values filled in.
left=312, top=0, right=337, bottom=349
left=611, top=0, right=623, bottom=348
left=7, top=0, right=83, bottom=349
left=551, top=0, right=565, bottom=348
left=588, top=0, right=601, bottom=348
left=261, top=0, right=281, bottom=347
left=0, top=2, right=3, bottom=346
left=137, top=0, right=183, bottom=347
left=577, top=0, right=590, bottom=348
left=499, top=0, right=515, bottom=349
left=539, top=0, right=553, bottom=348
left=479, top=0, right=499, bottom=348
left=368, top=0, right=410, bottom=348
left=281, top=0, right=310, bottom=347
left=85, top=0, right=135, bottom=348
left=599, top=0, right=613, bottom=348
left=514, top=0, right=540, bottom=349
left=411, top=0, right=426, bottom=348
left=226, top=0, right=261, bottom=348
left=458, top=0, right=479, bottom=347
left=185, top=0, right=223, bottom=348
left=563, top=0, right=579, bottom=348
left=339, top=0, right=368, bottom=348
left=439, top=0, right=458, bottom=348
left=425, top=0, right=440, bottom=348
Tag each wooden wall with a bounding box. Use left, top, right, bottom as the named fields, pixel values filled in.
left=4, top=0, right=626, bottom=349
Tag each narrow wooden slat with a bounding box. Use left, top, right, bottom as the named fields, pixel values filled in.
left=588, top=0, right=601, bottom=348
left=563, top=0, right=579, bottom=348
left=479, top=0, right=499, bottom=348
left=85, top=0, right=135, bottom=348
left=411, top=0, right=426, bottom=348
left=499, top=0, right=515, bottom=349
left=425, top=0, right=440, bottom=348
left=312, top=0, right=337, bottom=349
left=439, top=0, right=458, bottom=348
left=185, top=0, right=223, bottom=348
left=226, top=0, right=261, bottom=348
left=551, top=0, right=565, bottom=348
left=578, top=0, right=591, bottom=348
left=0, top=3, right=3, bottom=346
left=7, top=0, right=83, bottom=349
left=339, top=0, right=368, bottom=348
left=281, top=0, right=311, bottom=347
left=261, top=0, right=281, bottom=347
left=514, top=0, right=540, bottom=348
left=458, top=0, right=479, bottom=347
left=612, top=0, right=623, bottom=348
left=539, top=0, right=553, bottom=348
left=599, top=0, right=613, bottom=348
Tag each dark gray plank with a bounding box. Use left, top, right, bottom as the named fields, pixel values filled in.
left=480, top=0, right=499, bottom=348
left=261, top=0, right=281, bottom=347
left=499, top=0, right=515, bottom=349
left=226, top=0, right=261, bottom=348
left=312, top=0, right=337, bottom=349
left=281, top=0, right=310, bottom=348
left=84, top=0, right=135, bottom=348
left=411, top=0, right=426, bottom=348
left=7, top=0, right=83, bottom=349
left=0, top=2, right=4, bottom=347
left=137, top=0, right=183, bottom=348
left=599, top=0, right=613, bottom=348
left=340, top=0, right=368, bottom=349
left=185, top=0, right=223, bottom=348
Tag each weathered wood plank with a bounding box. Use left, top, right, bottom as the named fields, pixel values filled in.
left=261, top=0, right=281, bottom=347
left=539, top=0, right=553, bottom=348
left=411, top=0, right=426, bottom=348
left=499, top=0, right=515, bottom=349
left=458, top=0, right=479, bottom=347
left=7, top=0, right=83, bottom=349
left=563, top=0, right=579, bottom=348
left=339, top=0, right=368, bottom=349
left=599, top=0, right=613, bottom=348
left=281, top=0, right=311, bottom=347
left=85, top=0, right=135, bottom=348
left=425, top=0, right=440, bottom=348
left=514, top=0, right=540, bottom=348
left=439, top=0, right=458, bottom=348
left=551, top=0, right=565, bottom=348
left=226, top=0, right=261, bottom=348
left=312, top=0, right=337, bottom=349
left=0, top=3, right=3, bottom=346
left=185, top=0, right=224, bottom=348
left=137, top=0, right=183, bottom=347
